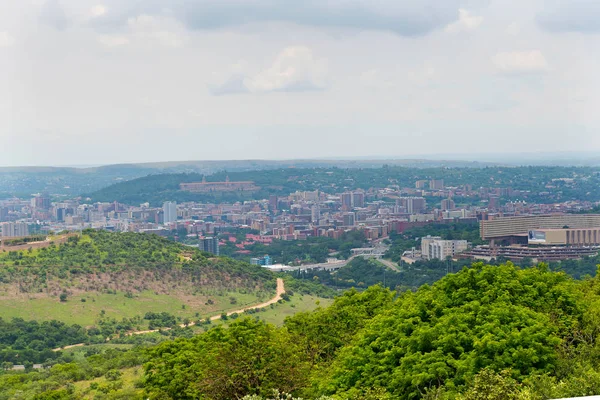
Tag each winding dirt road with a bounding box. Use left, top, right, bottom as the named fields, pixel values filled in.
left=53, top=278, right=285, bottom=351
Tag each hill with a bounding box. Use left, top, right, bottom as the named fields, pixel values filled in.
left=0, top=230, right=276, bottom=328
left=4, top=262, right=600, bottom=399
left=86, top=165, right=600, bottom=206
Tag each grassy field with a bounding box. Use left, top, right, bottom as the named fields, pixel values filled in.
left=0, top=289, right=272, bottom=327
left=73, top=366, right=144, bottom=399
left=209, top=294, right=335, bottom=329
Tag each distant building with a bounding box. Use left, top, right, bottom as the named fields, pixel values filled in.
left=200, top=237, right=219, bottom=256
left=0, top=222, right=29, bottom=238
left=341, top=192, right=353, bottom=209
left=415, top=180, right=428, bottom=189
left=352, top=191, right=365, bottom=208
left=250, top=255, right=272, bottom=266
left=179, top=176, right=259, bottom=193
left=429, top=179, right=445, bottom=190
left=441, top=198, right=455, bottom=211
left=163, top=202, right=177, bottom=224
left=480, top=214, right=600, bottom=241
left=343, top=212, right=356, bottom=227
left=398, top=197, right=427, bottom=214
left=311, top=205, right=320, bottom=223
left=421, top=235, right=468, bottom=260
left=528, top=228, right=600, bottom=246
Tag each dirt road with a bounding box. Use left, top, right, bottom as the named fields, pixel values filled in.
left=52, top=278, right=285, bottom=351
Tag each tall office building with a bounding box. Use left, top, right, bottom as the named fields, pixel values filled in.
left=1, top=222, right=29, bottom=238
left=429, top=179, right=445, bottom=190
left=0, top=207, right=8, bottom=222
left=200, top=237, right=220, bottom=256
left=352, top=191, right=365, bottom=208
left=311, top=205, right=320, bottom=223
left=163, top=201, right=177, bottom=224
left=269, top=195, right=278, bottom=212
left=399, top=197, right=427, bottom=214
left=343, top=212, right=356, bottom=227
left=341, top=192, right=353, bottom=209
left=441, top=198, right=455, bottom=211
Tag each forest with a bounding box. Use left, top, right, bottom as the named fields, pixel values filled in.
left=85, top=165, right=600, bottom=206
left=3, top=262, right=600, bottom=399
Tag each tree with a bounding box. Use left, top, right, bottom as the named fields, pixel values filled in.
left=59, top=293, right=68, bottom=302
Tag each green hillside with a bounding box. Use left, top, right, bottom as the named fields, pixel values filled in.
left=3, top=262, right=600, bottom=399
left=85, top=166, right=600, bottom=206
left=0, top=230, right=276, bottom=327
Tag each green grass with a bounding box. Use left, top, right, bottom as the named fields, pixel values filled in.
left=210, top=294, right=335, bottom=329
left=73, top=366, right=144, bottom=399
left=0, top=289, right=272, bottom=327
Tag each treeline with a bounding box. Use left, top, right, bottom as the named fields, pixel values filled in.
left=85, top=166, right=600, bottom=206
left=220, top=230, right=368, bottom=264
left=0, top=230, right=277, bottom=294
left=142, top=263, right=600, bottom=399
left=5, top=263, right=600, bottom=398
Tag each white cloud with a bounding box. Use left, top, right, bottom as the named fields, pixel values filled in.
left=245, top=46, right=327, bottom=93
left=445, top=9, right=483, bottom=33
left=210, top=46, right=328, bottom=95
left=127, top=15, right=186, bottom=47
left=0, top=32, right=15, bottom=47
left=492, top=50, right=549, bottom=74
left=90, top=5, right=106, bottom=18
left=97, top=34, right=129, bottom=47
left=506, top=22, right=520, bottom=36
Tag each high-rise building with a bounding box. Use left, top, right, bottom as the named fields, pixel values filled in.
left=398, top=197, right=427, bottom=214
left=200, top=236, right=220, bottom=256
left=31, top=194, right=51, bottom=210
left=421, top=236, right=468, bottom=260
left=343, top=212, right=356, bottom=227
left=429, top=179, right=445, bottom=190
left=1, top=222, right=29, bottom=238
left=341, top=192, right=353, bottom=209
left=311, top=205, right=320, bottom=223
left=0, top=207, right=8, bottom=222
left=163, top=201, right=177, bottom=224
left=269, top=195, right=278, bottom=212
left=415, top=180, right=428, bottom=189
left=488, top=195, right=500, bottom=210
left=352, top=191, right=365, bottom=208
left=441, top=198, right=455, bottom=211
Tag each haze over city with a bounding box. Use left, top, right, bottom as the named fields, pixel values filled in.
left=2, top=0, right=600, bottom=166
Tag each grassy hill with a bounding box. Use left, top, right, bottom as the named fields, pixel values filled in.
left=0, top=230, right=276, bottom=327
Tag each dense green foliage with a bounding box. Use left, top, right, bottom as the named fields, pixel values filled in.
left=141, top=263, right=600, bottom=399
left=220, top=231, right=368, bottom=264
left=86, top=166, right=600, bottom=206
left=0, top=229, right=275, bottom=293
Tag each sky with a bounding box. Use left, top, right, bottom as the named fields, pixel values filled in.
left=2, top=0, right=600, bottom=166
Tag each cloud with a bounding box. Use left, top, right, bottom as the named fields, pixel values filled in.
left=96, top=15, right=186, bottom=47
left=445, top=9, right=483, bottom=33
left=87, top=0, right=465, bottom=37
left=506, top=22, right=519, bottom=36
left=90, top=5, right=107, bottom=18
left=210, top=46, right=327, bottom=95
left=492, top=50, right=549, bottom=74
left=97, top=34, right=129, bottom=47
left=0, top=32, right=15, bottom=47
left=40, top=0, right=69, bottom=30
left=537, top=0, right=600, bottom=33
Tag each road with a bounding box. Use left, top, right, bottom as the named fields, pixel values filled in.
left=375, top=258, right=401, bottom=272
left=52, top=278, right=285, bottom=351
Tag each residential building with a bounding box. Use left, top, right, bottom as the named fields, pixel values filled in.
left=163, top=201, right=177, bottom=224
left=200, top=236, right=220, bottom=256
left=421, top=235, right=468, bottom=260
left=441, top=198, right=455, bottom=211
left=0, top=222, right=29, bottom=238
left=430, top=179, right=445, bottom=190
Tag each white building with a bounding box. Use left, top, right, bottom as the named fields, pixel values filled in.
left=1, top=222, right=29, bottom=238
left=421, top=235, right=468, bottom=260
left=163, top=201, right=177, bottom=224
